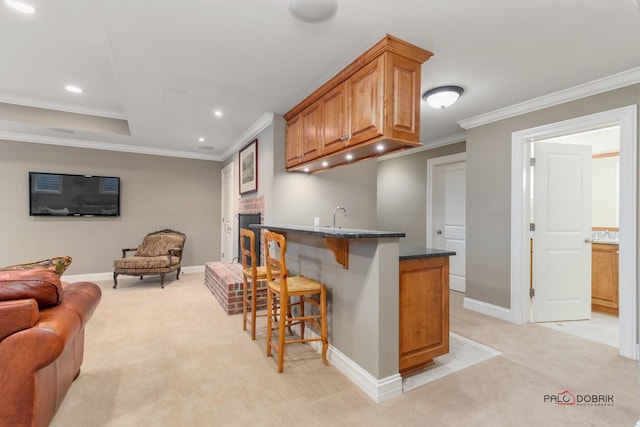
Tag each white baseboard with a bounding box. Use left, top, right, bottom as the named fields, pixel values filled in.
left=290, top=324, right=403, bottom=402
left=463, top=297, right=512, bottom=322
left=61, top=265, right=205, bottom=283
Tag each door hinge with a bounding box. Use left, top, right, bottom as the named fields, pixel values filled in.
left=530, top=223, right=535, bottom=232
left=530, top=288, right=535, bottom=298
left=530, top=158, right=536, bottom=166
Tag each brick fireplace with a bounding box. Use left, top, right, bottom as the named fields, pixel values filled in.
left=204, top=194, right=265, bottom=315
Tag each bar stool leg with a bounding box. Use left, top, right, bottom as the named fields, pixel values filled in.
left=321, top=285, right=329, bottom=366
left=251, top=278, right=258, bottom=340
left=277, top=294, right=287, bottom=373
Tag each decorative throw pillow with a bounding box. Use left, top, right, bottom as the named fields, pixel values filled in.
left=0, top=268, right=64, bottom=308
left=1, top=256, right=73, bottom=276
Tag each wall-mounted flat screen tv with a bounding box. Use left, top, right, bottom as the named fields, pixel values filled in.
left=29, top=172, right=120, bottom=217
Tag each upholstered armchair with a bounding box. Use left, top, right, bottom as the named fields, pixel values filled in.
left=113, top=229, right=186, bottom=289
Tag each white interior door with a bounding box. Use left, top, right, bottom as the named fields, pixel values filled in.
left=532, top=142, right=592, bottom=322
left=221, top=163, right=234, bottom=263
left=432, top=160, right=466, bottom=293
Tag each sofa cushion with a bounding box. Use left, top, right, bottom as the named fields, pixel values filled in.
left=1, top=256, right=73, bottom=276
left=0, top=268, right=64, bottom=308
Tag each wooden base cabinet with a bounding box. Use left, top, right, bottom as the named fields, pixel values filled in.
left=399, top=256, right=450, bottom=376
left=591, top=243, right=619, bottom=315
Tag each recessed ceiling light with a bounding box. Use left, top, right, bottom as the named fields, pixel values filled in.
left=322, top=161, right=328, bottom=167
left=304, top=167, right=310, bottom=173
left=376, top=143, right=385, bottom=152
left=289, top=0, right=337, bottom=23
left=346, top=153, right=353, bottom=161
left=5, top=0, right=35, bottom=14
left=213, top=110, right=223, bottom=117
left=65, top=85, right=83, bottom=94
left=198, top=137, right=205, bottom=142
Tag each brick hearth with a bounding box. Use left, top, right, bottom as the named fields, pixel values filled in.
left=205, top=262, right=244, bottom=315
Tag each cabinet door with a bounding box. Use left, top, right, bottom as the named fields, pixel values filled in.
left=399, top=256, right=449, bottom=376
left=285, top=114, right=302, bottom=168
left=348, top=56, right=384, bottom=146
left=591, top=244, right=619, bottom=314
left=386, top=53, right=421, bottom=142
left=300, top=102, right=322, bottom=163
left=321, top=82, right=349, bottom=155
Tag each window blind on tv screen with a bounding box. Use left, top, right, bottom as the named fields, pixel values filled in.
left=29, top=172, right=120, bottom=216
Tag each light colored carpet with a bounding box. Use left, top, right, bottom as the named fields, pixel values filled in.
left=402, top=333, right=501, bottom=392
left=50, top=273, right=639, bottom=426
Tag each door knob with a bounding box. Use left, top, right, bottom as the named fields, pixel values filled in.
left=436, top=230, right=443, bottom=235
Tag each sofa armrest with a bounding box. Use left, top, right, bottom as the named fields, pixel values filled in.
left=0, top=299, right=39, bottom=341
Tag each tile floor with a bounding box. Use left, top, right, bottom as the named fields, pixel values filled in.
left=537, top=311, right=619, bottom=348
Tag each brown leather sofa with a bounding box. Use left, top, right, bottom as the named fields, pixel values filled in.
left=0, top=268, right=102, bottom=427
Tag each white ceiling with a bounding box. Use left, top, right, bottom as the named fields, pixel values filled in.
left=1, top=0, right=640, bottom=161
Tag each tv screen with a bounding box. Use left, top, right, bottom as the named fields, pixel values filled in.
left=29, top=172, right=120, bottom=217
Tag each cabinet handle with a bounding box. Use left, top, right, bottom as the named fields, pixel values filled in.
left=340, top=135, right=349, bottom=141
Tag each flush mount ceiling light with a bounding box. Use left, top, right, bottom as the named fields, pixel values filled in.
left=422, top=85, right=464, bottom=109
left=5, top=0, right=35, bottom=14
left=288, top=0, right=338, bottom=23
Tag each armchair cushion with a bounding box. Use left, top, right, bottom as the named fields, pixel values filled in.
left=136, top=233, right=184, bottom=257
left=0, top=268, right=64, bottom=308
left=113, top=255, right=180, bottom=270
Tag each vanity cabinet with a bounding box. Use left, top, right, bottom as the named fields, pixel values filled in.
left=284, top=34, right=432, bottom=173
left=591, top=243, right=619, bottom=315
left=399, top=255, right=450, bottom=376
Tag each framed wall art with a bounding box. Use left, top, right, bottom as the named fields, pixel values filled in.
left=239, top=139, right=258, bottom=195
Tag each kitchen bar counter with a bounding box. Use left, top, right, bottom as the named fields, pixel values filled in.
left=250, top=224, right=405, bottom=239
left=249, top=223, right=455, bottom=401
left=399, top=244, right=456, bottom=260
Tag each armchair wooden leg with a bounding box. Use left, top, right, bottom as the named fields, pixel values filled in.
left=160, top=273, right=165, bottom=288
left=177, top=267, right=181, bottom=280
left=113, top=272, right=118, bottom=289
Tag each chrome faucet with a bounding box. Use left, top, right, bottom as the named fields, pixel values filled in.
left=333, top=206, right=347, bottom=228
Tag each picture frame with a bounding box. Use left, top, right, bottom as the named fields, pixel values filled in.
left=239, top=139, right=258, bottom=195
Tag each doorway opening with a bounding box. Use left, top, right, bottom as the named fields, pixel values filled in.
left=427, top=152, right=467, bottom=293
left=510, top=105, right=637, bottom=360
left=529, top=127, right=620, bottom=349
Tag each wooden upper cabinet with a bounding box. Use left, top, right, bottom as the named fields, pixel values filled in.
left=321, top=82, right=349, bottom=155
left=348, top=56, right=384, bottom=146
left=387, top=53, right=421, bottom=142
left=300, top=102, right=323, bottom=163
left=283, top=34, right=433, bottom=173
left=285, top=114, right=302, bottom=168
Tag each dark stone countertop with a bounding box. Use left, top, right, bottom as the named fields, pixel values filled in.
left=250, top=224, right=405, bottom=239
left=399, top=245, right=456, bottom=260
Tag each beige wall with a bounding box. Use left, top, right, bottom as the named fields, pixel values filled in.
left=377, top=142, right=466, bottom=246
left=270, top=115, right=378, bottom=229
left=1, top=140, right=221, bottom=274
left=466, top=84, right=640, bottom=308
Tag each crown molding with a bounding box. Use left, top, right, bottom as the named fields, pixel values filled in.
left=0, top=94, right=127, bottom=120
left=378, top=132, right=466, bottom=161
left=458, top=66, right=640, bottom=130
left=221, top=112, right=274, bottom=160
left=0, top=131, right=220, bottom=161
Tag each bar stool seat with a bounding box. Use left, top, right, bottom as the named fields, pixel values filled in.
left=264, top=230, right=329, bottom=373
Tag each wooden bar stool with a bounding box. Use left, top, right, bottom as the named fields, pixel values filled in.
left=264, top=230, right=329, bottom=373
left=240, top=228, right=273, bottom=340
